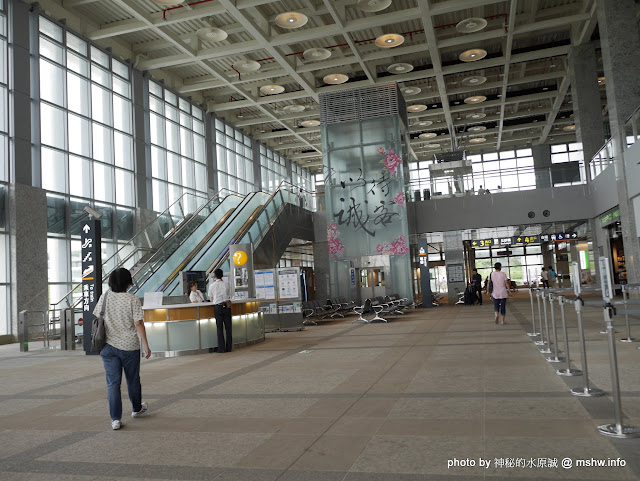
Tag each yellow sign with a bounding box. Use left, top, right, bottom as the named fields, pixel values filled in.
left=233, top=250, right=248, bottom=266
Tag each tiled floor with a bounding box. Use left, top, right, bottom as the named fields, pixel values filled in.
left=1, top=293, right=639, bottom=480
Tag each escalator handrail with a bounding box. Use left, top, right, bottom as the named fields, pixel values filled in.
left=206, top=180, right=303, bottom=276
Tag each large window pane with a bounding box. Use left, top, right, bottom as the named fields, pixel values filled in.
left=68, top=113, right=91, bottom=157
left=69, top=155, right=92, bottom=197
left=115, top=169, right=134, bottom=206
left=47, top=195, right=66, bottom=234
left=92, top=123, right=112, bottom=164
left=47, top=238, right=69, bottom=282
left=67, top=72, right=90, bottom=116
left=41, top=147, right=67, bottom=193
left=91, top=84, right=112, bottom=125
left=40, top=60, right=65, bottom=105
left=40, top=104, right=66, bottom=150
left=93, top=163, right=114, bottom=202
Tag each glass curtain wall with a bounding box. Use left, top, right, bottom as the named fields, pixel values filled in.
left=149, top=80, right=207, bottom=213
left=259, top=144, right=289, bottom=191
left=0, top=0, right=8, bottom=334
left=473, top=245, right=543, bottom=285
left=409, top=145, right=585, bottom=197
left=214, top=118, right=254, bottom=195
left=38, top=16, right=136, bottom=304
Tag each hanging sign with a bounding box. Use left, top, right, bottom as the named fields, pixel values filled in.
left=540, top=232, right=578, bottom=242
left=599, top=257, right=613, bottom=302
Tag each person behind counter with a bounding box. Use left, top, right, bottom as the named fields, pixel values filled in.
left=93, top=267, right=151, bottom=431
left=187, top=281, right=205, bottom=303
left=208, top=268, right=232, bottom=353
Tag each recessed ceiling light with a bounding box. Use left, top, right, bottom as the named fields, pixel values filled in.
left=283, top=104, right=306, bottom=113
left=467, top=113, right=486, bottom=120
left=323, top=73, right=349, bottom=85
left=424, top=143, right=440, bottom=149
left=275, top=12, right=309, bottom=29
left=459, top=49, right=487, bottom=62
left=598, top=76, right=605, bottom=85
left=456, top=17, right=488, bottom=33
left=388, top=63, right=414, bottom=74
left=464, top=95, right=487, bottom=104
left=260, top=84, right=284, bottom=95
left=416, top=121, right=433, bottom=127
left=461, top=76, right=487, bottom=87
left=407, top=104, right=427, bottom=112
left=232, top=59, right=260, bottom=73
left=542, top=86, right=549, bottom=90
left=302, top=48, right=331, bottom=61
left=375, top=33, right=404, bottom=48
left=356, top=0, right=392, bottom=12
left=401, top=87, right=421, bottom=96
left=419, top=132, right=437, bottom=139
left=468, top=126, right=486, bottom=132
left=196, top=27, right=228, bottom=42
left=469, top=137, right=487, bottom=143
left=301, top=120, right=320, bottom=127
left=563, top=125, right=576, bottom=131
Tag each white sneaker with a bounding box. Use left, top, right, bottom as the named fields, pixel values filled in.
left=132, top=402, right=148, bottom=418
left=111, top=420, right=122, bottom=430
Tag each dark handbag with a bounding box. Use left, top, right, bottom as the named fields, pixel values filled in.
left=91, top=291, right=109, bottom=352
left=488, top=274, right=494, bottom=294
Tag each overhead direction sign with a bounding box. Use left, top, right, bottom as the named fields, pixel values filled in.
left=540, top=232, right=578, bottom=242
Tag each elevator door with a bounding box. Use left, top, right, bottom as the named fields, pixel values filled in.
left=358, top=267, right=386, bottom=301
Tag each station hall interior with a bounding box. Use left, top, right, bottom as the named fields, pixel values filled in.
left=1, top=0, right=640, bottom=479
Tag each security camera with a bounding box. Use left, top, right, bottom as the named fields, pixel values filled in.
left=83, top=206, right=102, bottom=219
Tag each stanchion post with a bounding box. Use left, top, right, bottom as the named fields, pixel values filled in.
left=570, top=296, right=604, bottom=397
left=539, top=290, right=552, bottom=354
left=534, top=289, right=545, bottom=346
left=556, top=296, right=581, bottom=376
left=597, top=302, right=640, bottom=438
left=546, top=293, right=565, bottom=362
left=527, top=286, right=539, bottom=337
left=18, top=310, right=28, bottom=352
left=619, top=285, right=637, bottom=342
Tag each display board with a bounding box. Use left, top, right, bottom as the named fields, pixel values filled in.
left=277, top=268, right=300, bottom=299
left=254, top=270, right=276, bottom=299
left=229, top=243, right=255, bottom=299
left=447, top=263, right=465, bottom=283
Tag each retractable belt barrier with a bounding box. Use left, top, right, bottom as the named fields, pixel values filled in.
left=527, top=261, right=640, bottom=439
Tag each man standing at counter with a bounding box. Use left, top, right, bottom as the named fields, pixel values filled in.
left=209, top=269, right=232, bottom=353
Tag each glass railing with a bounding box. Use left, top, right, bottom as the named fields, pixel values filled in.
left=625, top=104, right=640, bottom=147
left=132, top=193, right=246, bottom=297
left=409, top=163, right=586, bottom=200
left=590, top=139, right=615, bottom=180
left=33, top=190, right=215, bottom=311
left=205, top=182, right=305, bottom=277
left=159, top=191, right=271, bottom=296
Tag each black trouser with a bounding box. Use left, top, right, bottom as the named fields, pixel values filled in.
left=474, top=286, right=482, bottom=305
left=214, top=304, right=233, bottom=353
left=542, top=280, right=549, bottom=288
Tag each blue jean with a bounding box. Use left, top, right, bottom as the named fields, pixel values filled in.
left=493, top=297, right=507, bottom=316
left=100, top=343, right=142, bottom=420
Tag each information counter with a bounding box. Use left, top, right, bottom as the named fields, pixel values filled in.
left=142, top=300, right=264, bottom=357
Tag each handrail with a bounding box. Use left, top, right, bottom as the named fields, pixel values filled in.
left=206, top=179, right=301, bottom=276
left=36, top=188, right=233, bottom=311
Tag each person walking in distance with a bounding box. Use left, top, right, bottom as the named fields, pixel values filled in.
left=208, top=268, right=232, bottom=353
left=548, top=265, right=557, bottom=287
left=471, top=268, right=483, bottom=305
left=540, top=267, right=550, bottom=289
left=94, top=268, right=151, bottom=430
left=488, top=262, right=511, bottom=325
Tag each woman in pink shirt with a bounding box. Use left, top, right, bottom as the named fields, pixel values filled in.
left=488, top=262, right=512, bottom=324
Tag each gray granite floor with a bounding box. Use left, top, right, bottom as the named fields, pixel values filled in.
left=1, top=293, right=639, bottom=480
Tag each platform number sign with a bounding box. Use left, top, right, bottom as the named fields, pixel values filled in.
left=81, top=219, right=102, bottom=354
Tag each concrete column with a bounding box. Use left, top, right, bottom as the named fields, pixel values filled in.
left=568, top=42, right=606, bottom=172
left=252, top=141, right=262, bottom=192
left=206, top=114, right=218, bottom=196
left=132, top=69, right=151, bottom=210
left=7, top=2, right=48, bottom=339
left=311, top=195, right=331, bottom=302
left=443, top=231, right=465, bottom=304
left=597, top=0, right=640, bottom=283
left=532, top=144, right=552, bottom=188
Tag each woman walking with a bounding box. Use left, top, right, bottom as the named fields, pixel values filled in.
left=488, top=262, right=512, bottom=325
left=93, top=267, right=151, bottom=430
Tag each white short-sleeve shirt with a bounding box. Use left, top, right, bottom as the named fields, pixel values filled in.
left=93, top=291, right=143, bottom=351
